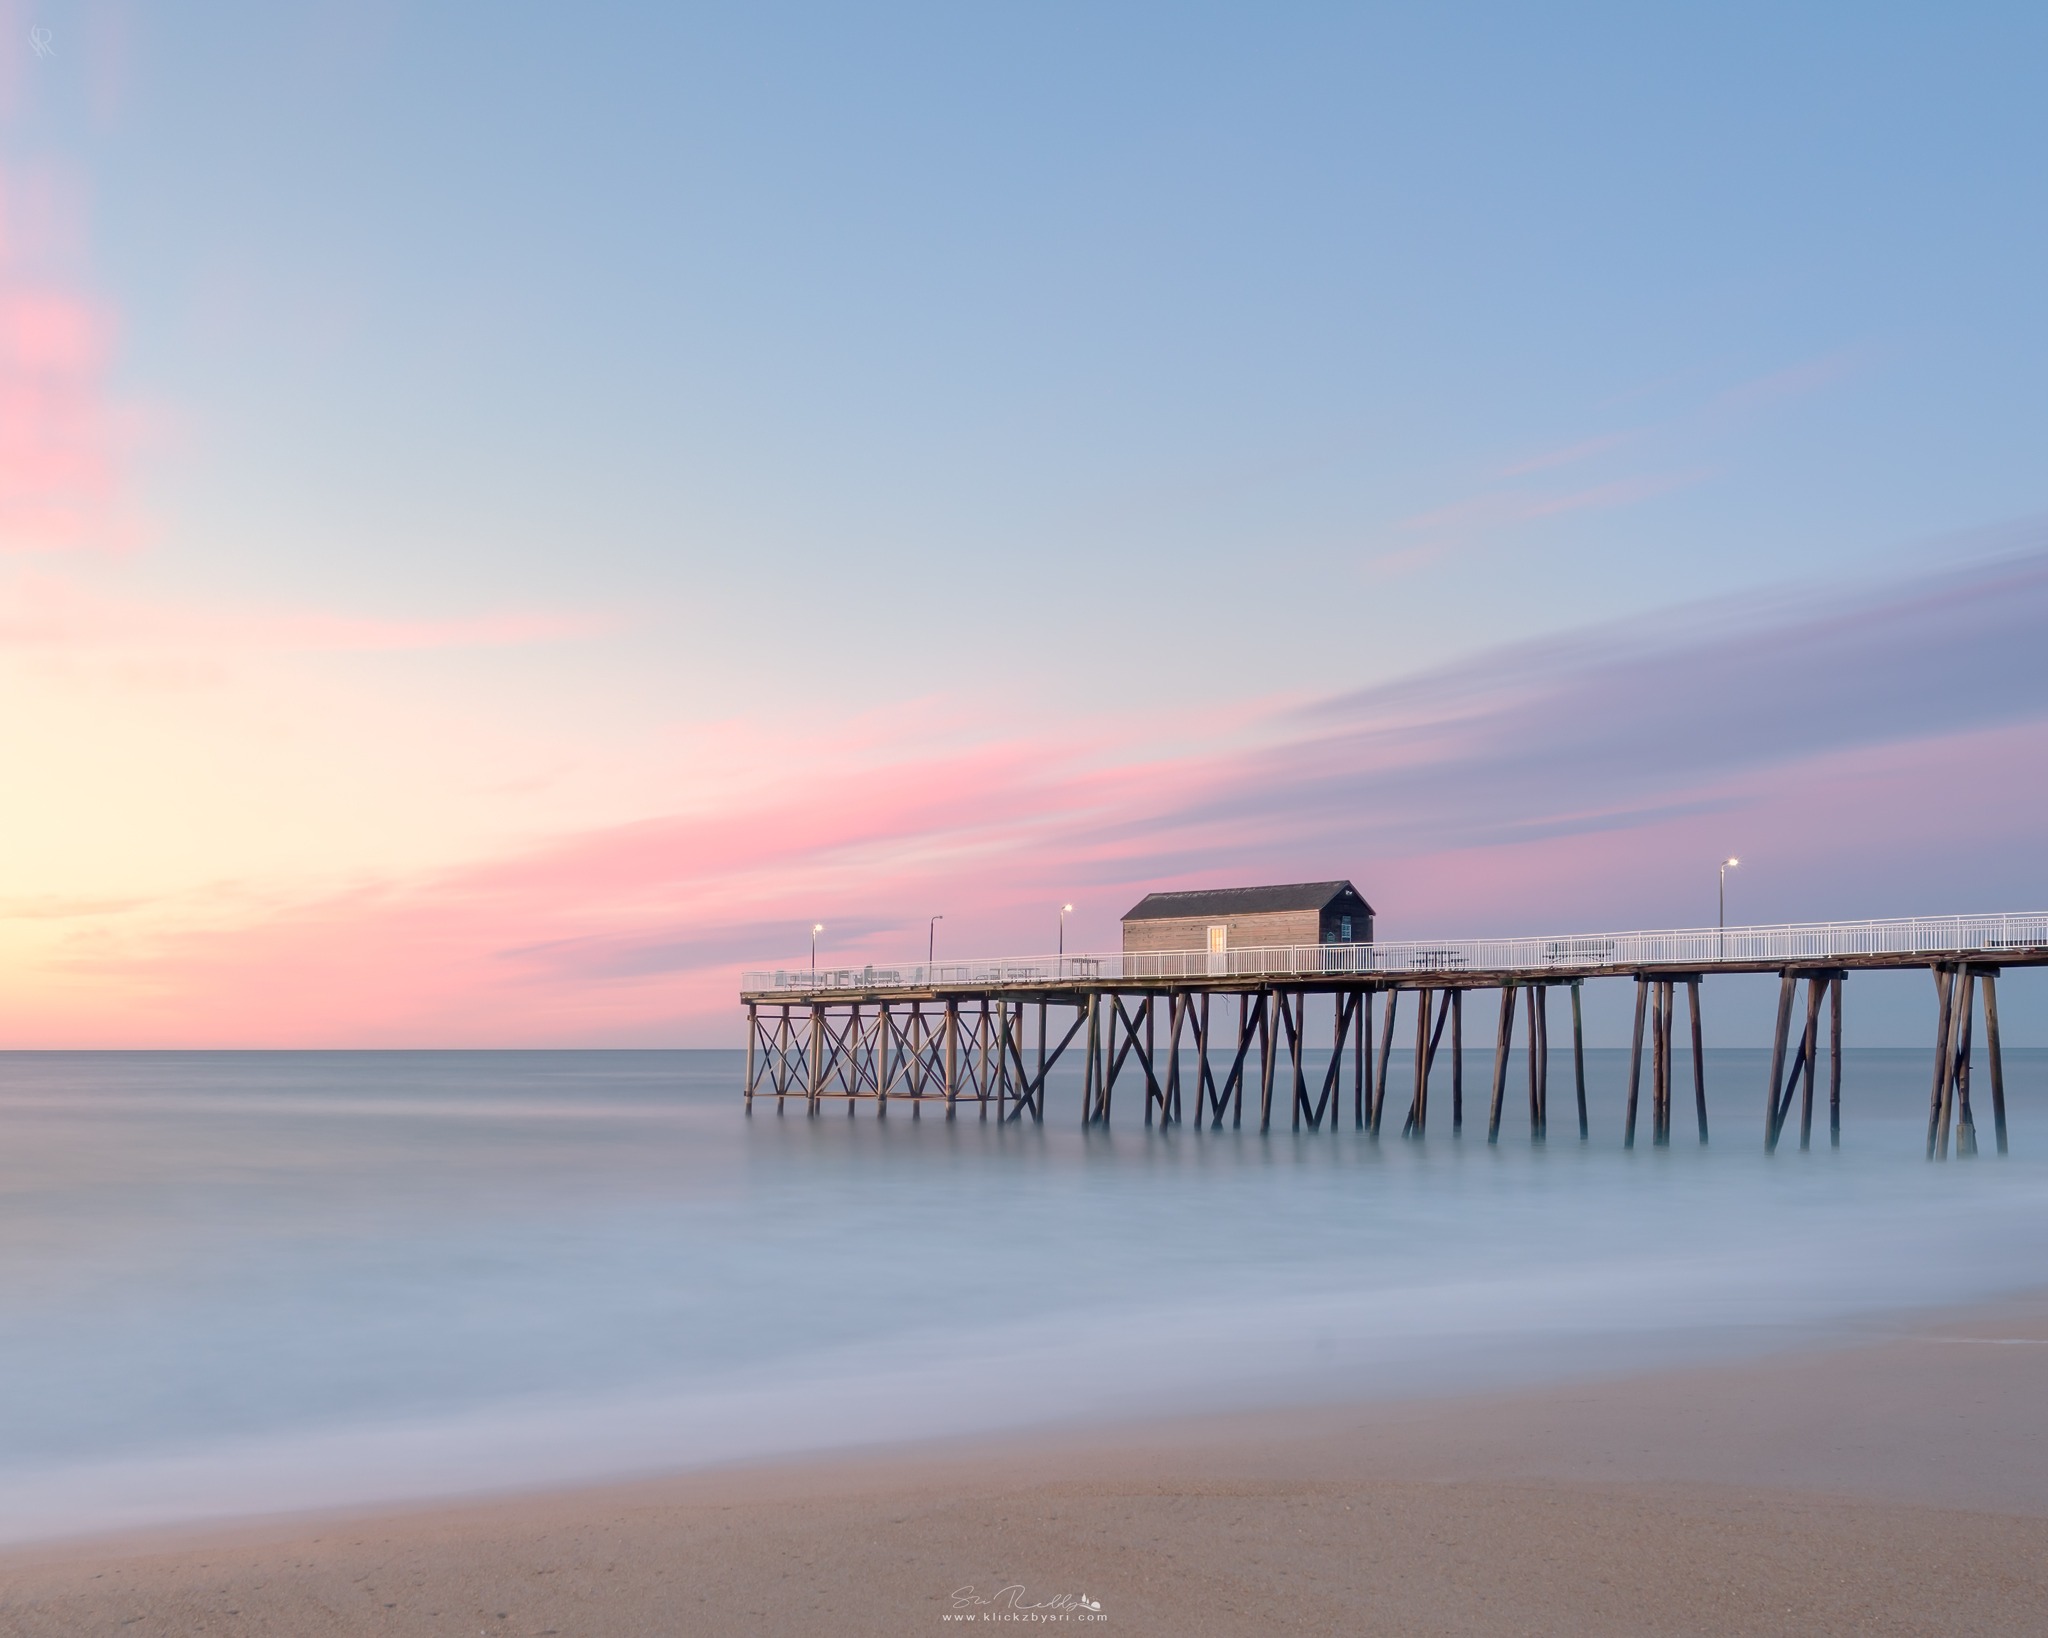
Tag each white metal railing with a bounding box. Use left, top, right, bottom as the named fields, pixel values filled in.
left=739, top=911, right=2048, bottom=997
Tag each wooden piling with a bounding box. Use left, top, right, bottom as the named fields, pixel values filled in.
left=1147, top=997, right=1162, bottom=1123
left=808, top=1003, right=825, bottom=1116
left=1102, top=994, right=1123, bottom=1124
left=987, top=1003, right=1003, bottom=1122
left=1199, top=992, right=1215, bottom=1129
left=1931, top=970, right=1962, bottom=1160
left=877, top=1003, right=893, bottom=1117
left=1570, top=980, right=1587, bottom=1141
left=1284, top=992, right=1299, bottom=1133
left=1036, top=1002, right=1048, bottom=1123
left=1232, top=994, right=1249, bottom=1128
left=1002, top=1007, right=1031, bottom=1124
left=944, top=1000, right=960, bottom=1121
left=1371, top=988, right=1399, bottom=1137
left=1687, top=978, right=1708, bottom=1145
left=907, top=1004, right=923, bottom=1118
left=1488, top=982, right=1516, bottom=1144
left=1140, top=996, right=1156, bottom=1127
left=1452, top=989, right=1465, bottom=1134
left=1765, top=971, right=1795, bottom=1153
left=989, top=1006, right=1002, bottom=1120
left=1165, top=992, right=1184, bottom=1126
left=1798, top=979, right=1821, bottom=1150
left=1926, top=967, right=1954, bottom=1160
left=1406, top=986, right=1430, bottom=1138
left=1258, top=989, right=1279, bottom=1133
left=1651, top=981, right=1670, bottom=1146
left=1082, top=991, right=1100, bottom=1127
left=1827, top=976, right=1841, bottom=1148
left=1354, top=991, right=1370, bottom=1129
left=744, top=1004, right=758, bottom=1113
left=1313, top=993, right=1349, bottom=1133
left=1282, top=992, right=1301, bottom=1132
left=1626, top=977, right=1648, bottom=1149
left=1983, top=970, right=2007, bottom=1156
left=1953, top=969, right=1978, bottom=1157
left=1416, top=989, right=1450, bottom=1136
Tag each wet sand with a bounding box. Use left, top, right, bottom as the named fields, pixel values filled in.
left=3, top=1296, right=2047, bottom=1636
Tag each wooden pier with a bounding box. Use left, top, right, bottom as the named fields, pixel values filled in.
left=738, top=913, right=2045, bottom=1157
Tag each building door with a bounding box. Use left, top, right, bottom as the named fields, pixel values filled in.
left=1207, top=924, right=1228, bottom=976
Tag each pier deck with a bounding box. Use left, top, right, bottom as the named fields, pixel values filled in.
left=739, top=912, right=2046, bottom=1159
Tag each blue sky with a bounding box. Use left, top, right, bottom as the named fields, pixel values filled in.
left=2, top=2, right=2045, bottom=1042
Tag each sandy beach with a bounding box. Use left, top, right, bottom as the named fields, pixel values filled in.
left=1, top=1294, right=2044, bottom=1637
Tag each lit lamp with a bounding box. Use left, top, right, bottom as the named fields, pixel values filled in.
left=1718, top=859, right=1738, bottom=960
left=811, top=923, right=824, bottom=976
left=1059, top=904, right=1074, bottom=957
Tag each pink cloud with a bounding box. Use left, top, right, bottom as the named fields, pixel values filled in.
left=14, top=542, right=2048, bottom=1048
left=0, top=164, right=141, bottom=554
left=29, top=703, right=2048, bottom=1049
left=0, top=288, right=133, bottom=551
left=21, top=726, right=1223, bottom=1045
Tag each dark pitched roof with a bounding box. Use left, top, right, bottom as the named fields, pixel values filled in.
left=1121, top=881, right=1373, bottom=922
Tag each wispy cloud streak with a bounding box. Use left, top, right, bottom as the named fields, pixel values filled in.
left=15, top=536, right=2048, bottom=1044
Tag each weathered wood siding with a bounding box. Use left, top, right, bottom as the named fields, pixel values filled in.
left=1123, top=910, right=1323, bottom=954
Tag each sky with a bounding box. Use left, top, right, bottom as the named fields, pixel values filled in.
left=1, top=2, right=2045, bottom=1046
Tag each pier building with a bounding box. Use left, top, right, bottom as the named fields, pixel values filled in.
left=1120, top=881, right=1374, bottom=956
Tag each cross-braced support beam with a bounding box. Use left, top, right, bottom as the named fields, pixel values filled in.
left=1297, top=990, right=1358, bottom=1134
left=1402, top=989, right=1451, bottom=1138
left=1929, top=964, right=2004, bottom=1160
left=1766, top=970, right=1844, bottom=1153
left=735, top=958, right=2017, bottom=1163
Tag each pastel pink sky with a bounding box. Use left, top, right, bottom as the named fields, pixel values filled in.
left=12, top=542, right=2048, bottom=1047
left=4, top=9, right=2046, bottom=1047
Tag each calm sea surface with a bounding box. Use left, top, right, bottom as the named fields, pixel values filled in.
left=0, top=1047, right=2041, bottom=1542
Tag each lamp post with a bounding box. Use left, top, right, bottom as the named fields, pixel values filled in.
left=811, top=923, right=824, bottom=977
left=928, top=914, right=943, bottom=965
left=1718, top=859, right=1738, bottom=956
left=1059, top=904, right=1074, bottom=958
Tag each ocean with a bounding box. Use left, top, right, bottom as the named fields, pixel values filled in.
left=0, top=1046, right=2040, bottom=1543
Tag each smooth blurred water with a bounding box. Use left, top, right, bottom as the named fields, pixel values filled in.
left=0, top=1046, right=2042, bottom=1542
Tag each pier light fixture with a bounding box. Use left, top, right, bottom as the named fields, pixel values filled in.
left=811, top=923, right=824, bottom=975
left=928, top=914, right=943, bottom=965
left=1059, top=904, right=1074, bottom=957
left=1718, top=859, right=1739, bottom=959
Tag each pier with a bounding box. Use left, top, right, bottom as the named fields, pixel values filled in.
left=738, top=911, right=2047, bottom=1157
